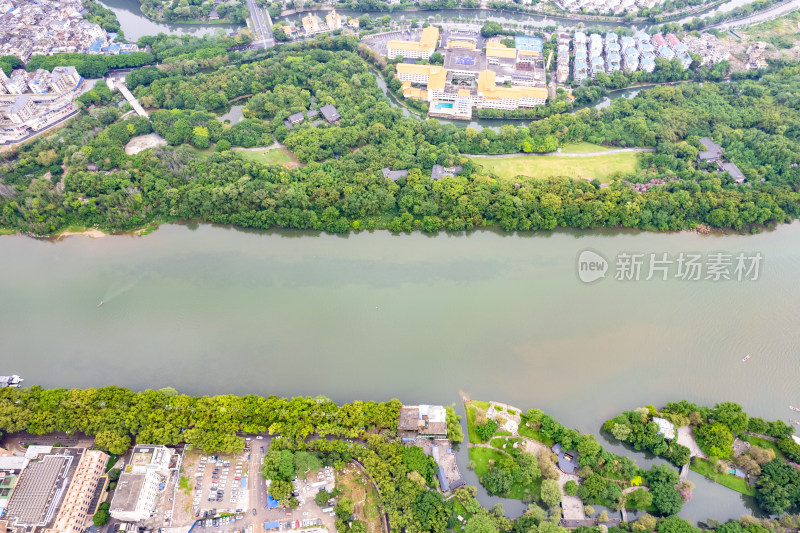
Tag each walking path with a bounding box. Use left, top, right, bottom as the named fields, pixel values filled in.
left=467, top=148, right=655, bottom=158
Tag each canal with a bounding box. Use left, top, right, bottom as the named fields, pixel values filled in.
left=2, top=222, right=799, bottom=520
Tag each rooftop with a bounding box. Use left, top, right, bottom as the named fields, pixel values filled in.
left=698, top=137, right=723, bottom=161
left=4, top=454, right=70, bottom=526
left=319, top=104, right=340, bottom=123
left=110, top=472, right=146, bottom=513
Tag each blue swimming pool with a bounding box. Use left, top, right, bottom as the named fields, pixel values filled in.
left=433, top=102, right=454, bottom=110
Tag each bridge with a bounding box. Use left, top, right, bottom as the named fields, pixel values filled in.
left=245, top=0, right=274, bottom=49
left=109, top=78, right=148, bottom=117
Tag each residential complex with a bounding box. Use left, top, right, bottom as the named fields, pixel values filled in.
left=0, top=447, right=108, bottom=533
left=394, top=33, right=547, bottom=118
left=0, top=66, right=83, bottom=144
left=572, top=30, right=690, bottom=82
left=554, top=0, right=674, bottom=15
left=0, top=0, right=139, bottom=62
left=110, top=445, right=175, bottom=523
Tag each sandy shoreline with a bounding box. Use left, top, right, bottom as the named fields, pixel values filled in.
left=57, top=229, right=106, bottom=239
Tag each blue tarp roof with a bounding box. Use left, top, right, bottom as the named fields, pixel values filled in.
left=241, top=477, right=247, bottom=488
left=267, top=495, right=279, bottom=509
left=265, top=521, right=280, bottom=530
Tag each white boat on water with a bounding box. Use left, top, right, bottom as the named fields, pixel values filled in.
left=742, top=354, right=751, bottom=362
left=0, top=375, right=23, bottom=388
left=790, top=406, right=800, bottom=412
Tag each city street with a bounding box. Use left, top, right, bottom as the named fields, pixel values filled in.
left=245, top=0, right=274, bottom=48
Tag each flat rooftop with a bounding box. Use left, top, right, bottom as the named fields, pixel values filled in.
left=4, top=454, right=70, bottom=526
left=110, top=472, right=146, bottom=513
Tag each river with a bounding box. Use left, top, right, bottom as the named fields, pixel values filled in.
left=3, top=222, right=799, bottom=520
left=97, top=0, right=240, bottom=40
left=101, top=0, right=758, bottom=42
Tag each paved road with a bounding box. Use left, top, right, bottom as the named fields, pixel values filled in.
left=468, top=147, right=656, bottom=158
left=247, top=436, right=271, bottom=530
left=708, top=0, right=800, bottom=29
left=246, top=0, right=274, bottom=49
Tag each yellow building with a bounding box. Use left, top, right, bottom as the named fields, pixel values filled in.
left=476, top=70, right=547, bottom=109
left=395, top=63, right=446, bottom=91
left=388, top=26, right=439, bottom=60
left=485, top=41, right=517, bottom=64
left=446, top=40, right=477, bottom=50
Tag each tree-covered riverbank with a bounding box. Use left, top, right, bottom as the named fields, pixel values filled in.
left=2, top=36, right=799, bottom=236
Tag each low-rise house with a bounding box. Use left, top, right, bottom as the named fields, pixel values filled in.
left=382, top=168, right=408, bottom=181
left=287, top=112, right=305, bottom=125
left=320, top=104, right=340, bottom=123
left=551, top=443, right=578, bottom=474
left=398, top=405, right=448, bottom=440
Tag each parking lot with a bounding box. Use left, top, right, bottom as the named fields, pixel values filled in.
left=363, top=29, right=422, bottom=57
left=193, top=453, right=250, bottom=513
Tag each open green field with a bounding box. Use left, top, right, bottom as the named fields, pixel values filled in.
left=472, top=152, right=640, bottom=183
left=559, top=142, right=613, bottom=153
left=689, top=458, right=756, bottom=496
left=468, top=447, right=541, bottom=500
left=742, top=435, right=786, bottom=460
left=518, top=424, right=555, bottom=447
left=237, top=147, right=296, bottom=167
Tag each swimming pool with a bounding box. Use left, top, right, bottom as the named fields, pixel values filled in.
left=433, top=102, right=454, bottom=110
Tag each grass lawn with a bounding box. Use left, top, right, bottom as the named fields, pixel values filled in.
left=468, top=447, right=541, bottom=501
left=184, top=145, right=214, bottom=157
left=0, top=228, right=16, bottom=235
left=450, top=497, right=472, bottom=521
left=466, top=406, right=480, bottom=444
left=743, top=435, right=786, bottom=460
left=472, top=152, right=640, bottom=183
left=518, top=424, right=555, bottom=447
left=469, top=447, right=505, bottom=478
left=690, top=458, right=756, bottom=496
left=237, top=147, right=296, bottom=167
left=490, top=437, right=521, bottom=451
left=559, top=142, right=613, bottom=153
left=472, top=401, right=491, bottom=410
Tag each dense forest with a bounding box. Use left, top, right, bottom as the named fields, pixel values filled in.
left=1, top=36, right=800, bottom=237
